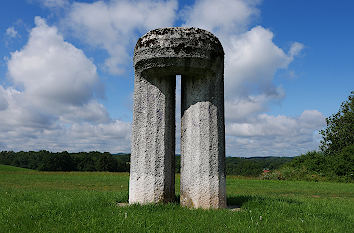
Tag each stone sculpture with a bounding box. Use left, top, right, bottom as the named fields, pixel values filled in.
left=129, top=27, right=226, bottom=209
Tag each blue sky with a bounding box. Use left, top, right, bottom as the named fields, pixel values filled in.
left=0, top=0, right=353, bottom=156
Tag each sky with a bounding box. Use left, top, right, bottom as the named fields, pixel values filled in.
left=0, top=0, right=353, bottom=157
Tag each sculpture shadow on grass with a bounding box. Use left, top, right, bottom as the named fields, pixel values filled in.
left=117, top=193, right=302, bottom=210
left=226, top=194, right=303, bottom=208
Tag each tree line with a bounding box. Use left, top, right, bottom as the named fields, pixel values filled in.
left=0, top=151, right=129, bottom=172
left=175, top=155, right=290, bottom=176
left=0, top=150, right=291, bottom=176
left=225, top=156, right=292, bottom=176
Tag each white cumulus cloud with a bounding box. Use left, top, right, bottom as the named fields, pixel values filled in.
left=226, top=110, right=326, bottom=156
left=8, top=17, right=100, bottom=108
left=62, top=0, right=178, bottom=74
left=183, top=0, right=261, bottom=35
left=224, top=26, right=298, bottom=97
left=0, top=17, right=131, bottom=152
left=227, top=110, right=325, bottom=137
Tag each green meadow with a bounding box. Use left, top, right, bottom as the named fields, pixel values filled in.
left=0, top=164, right=353, bottom=233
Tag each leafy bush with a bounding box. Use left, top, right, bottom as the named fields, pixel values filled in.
left=263, top=149, right=354, bottom=182
left=329, top=144, right=354, bottom=180
left=262, top=165, right=328, bottom=182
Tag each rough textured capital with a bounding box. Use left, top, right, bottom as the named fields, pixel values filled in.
left=129, top=27, right=226, bottom=209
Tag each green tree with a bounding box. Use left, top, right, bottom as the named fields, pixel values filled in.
left=320, top=91, right=354, bottom=155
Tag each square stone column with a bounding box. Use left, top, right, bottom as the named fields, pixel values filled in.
left=129, top=72, right=175, bottom=204
left=180, top=72, right=226, bottom=209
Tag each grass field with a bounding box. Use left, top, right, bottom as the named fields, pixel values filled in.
left=0, top=164, right=353, bottom=232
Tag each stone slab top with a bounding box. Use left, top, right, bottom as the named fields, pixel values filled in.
left=133, top=27, right=224, bottom=73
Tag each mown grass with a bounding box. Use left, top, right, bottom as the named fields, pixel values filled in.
left=0, top=165, right=353, bottom=232
left=0, top=164, right=33, bottom=172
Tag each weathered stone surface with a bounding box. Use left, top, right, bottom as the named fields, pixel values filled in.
left=180, top=71, right=226, bottom=209
left=129, top=27, right=226, bottom=208
left=129, top=73, right=175, bottom=204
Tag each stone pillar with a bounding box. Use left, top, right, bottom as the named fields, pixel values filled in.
left=130, top=27, right=226, bottom=208
left=129, top=72, right=175, bottom=203
left=180, top=71, right=226, bottom=209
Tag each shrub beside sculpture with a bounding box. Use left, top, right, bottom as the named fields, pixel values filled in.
left=129, top=27, right=226, bottom=209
